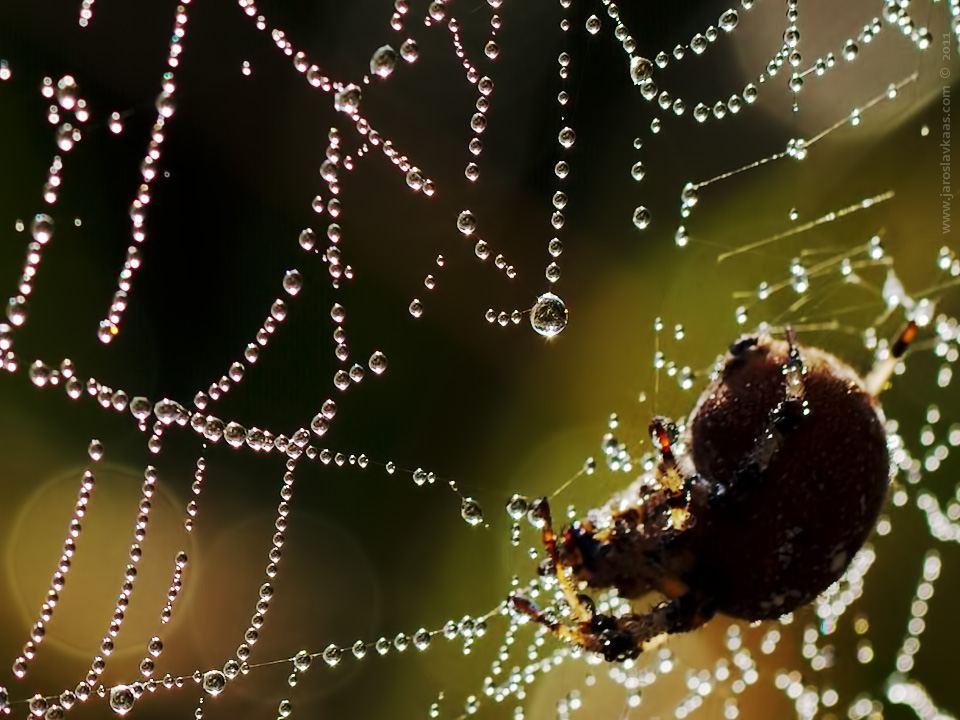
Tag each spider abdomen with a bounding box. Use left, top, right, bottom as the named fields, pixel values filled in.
left=682, top=336, right=891, bottom=620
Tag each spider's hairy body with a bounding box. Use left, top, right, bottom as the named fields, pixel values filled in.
left=562, top=335, right=891, bottom=621
left=514, top=330, right=905, bottom=662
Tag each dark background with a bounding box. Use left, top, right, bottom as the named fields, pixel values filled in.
left=0, top=1, right=958, bottom=718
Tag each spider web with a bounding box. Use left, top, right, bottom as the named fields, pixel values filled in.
left=0, top=1, right=958, bottom=719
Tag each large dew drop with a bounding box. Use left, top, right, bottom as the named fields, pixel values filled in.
left=202, top=670, right=226, bottom=695
left=368, top=350, right=387, bottom=374
left=460, top=497, right=484, bottom=526
left=370, top=45, right=398, bottom=78
left=530, top=292, right=568, bottom=338
left=629, top=56, right=653, bottom=84
left=109, top=686, right=135, bottom=715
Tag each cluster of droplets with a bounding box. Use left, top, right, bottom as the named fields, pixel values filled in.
left=652, top=317, right=697, bottom=392
left=425, top=0, right=501, bottom=185
left=9, top=460, right=97, bottom=682
left=3, top=1, right=960, bottom=719
left=678, top=66, right=917, bottom=248
left=239, top=0, right=570, bottom=338
left=605, top=0, right=945, bottom=242
left=5, top=70, right=95, bottom=327
left=93, top=4, right=191, bottom=343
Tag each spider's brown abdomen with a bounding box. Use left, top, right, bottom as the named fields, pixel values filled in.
left=682, top=336, right=890, bottom=620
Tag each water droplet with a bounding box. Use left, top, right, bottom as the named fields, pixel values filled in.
left=461, top=497, right=483, bottom=526
left=282, top=270, right=302, bottom=295
left=202, top=670, right=226, bottom=696
left=719, top=9, right=739, bottom=31
left=322, top=644, right=342, bottom=666
left=310, top=414, right=329, bottom=436
left=299, top=228, right=316, bottom=251
left=409, top=299, right=423, bottom=318
left=370, top=45, right=398, bottom=78
left=278, top=699, right=293, bottom=718
left=457, top=210, right=477, bottom=235
left=843, top=40, right=859, bottom=61
left=632, top=206, right=651, bottom=229
left=155, top=92, right=175, bottom=118
left=56, top=75, right=79, bottom=110
left=530, top=292, right=567, bottom=337
left=293, top=650, right=311, bottom=671
left=368, top=351, right=387, bottom=374
left=630, top=161, right=645, bottom=181
left=585, top=14, right=601, bottom=34
left=506, top=494, right=529, bottom=520
left=31, top=214, right=54, bottom=244
left=400, top=38, right=419, bottom=62
left=334, top=84, right=361, bottom=114
left=558, top=126, right=576, bottom=148
left=630, top=56, right=653, bottom=84
left=109, top=686, right=135, bottom=715
left=88, top=439, right=104, bottom=461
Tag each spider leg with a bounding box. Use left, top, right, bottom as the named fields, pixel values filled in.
left=514, top=591, right=715, bottom=663
left=510, top=595, right=590, bottom=647
left=649, top=417, right=696, bottom=531
left=589, top=593, right=715, bottom=662
left=527, top=497, right=594, bottom=624
left=864, top=320, right=917, bottom=396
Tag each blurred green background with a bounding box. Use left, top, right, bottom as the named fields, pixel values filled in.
left=0, top=1, right=958, bottom=718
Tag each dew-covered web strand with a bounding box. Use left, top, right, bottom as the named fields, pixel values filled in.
left=2, top=0, right=960, bottom=719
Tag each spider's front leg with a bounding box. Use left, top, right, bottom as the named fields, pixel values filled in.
left=513, top=591, right=715, bottom=662
left=524, top=496, right=594, bottom=624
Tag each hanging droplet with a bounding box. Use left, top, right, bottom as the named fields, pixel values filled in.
left=530, top=292, right=567, bottom=337
left=31, top=214, right=54, bottom=244
left=506, top=494, right=529, bottom=520
left=632, top=206, right=651, bottom=230
left=334, top=84, right=361, bottom=114
left=843, top=40, right=859, bottom=61
left=719, top=9, right=739, bottom=31
left=585, top=15, right=601, bottom=34
left=456, top=210, right=477, bottom=235
left=368, top=351, right=387, bottom=374
left=400, top=38, right=419, bottom=62
left=460, top=497, right=484, bottom=526
left=409, top=299, right=424, bottom=318
left=201, top=670, right=226, bottom=696
left=88, top=439, right=104, bottom=461
left=299, top=228, right=316, bottom=251
left=282, top=270, right=302, bottom=295
left=109, top=686, right=135, bottom=715
left=369, top=45, right=398, bottom=78
left=322, top=644, right=342, bottom=666
left=629, top=56, right=653, bottom=84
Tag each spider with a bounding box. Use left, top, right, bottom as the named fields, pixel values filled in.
left=512, top=322, right=917, bottom=662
